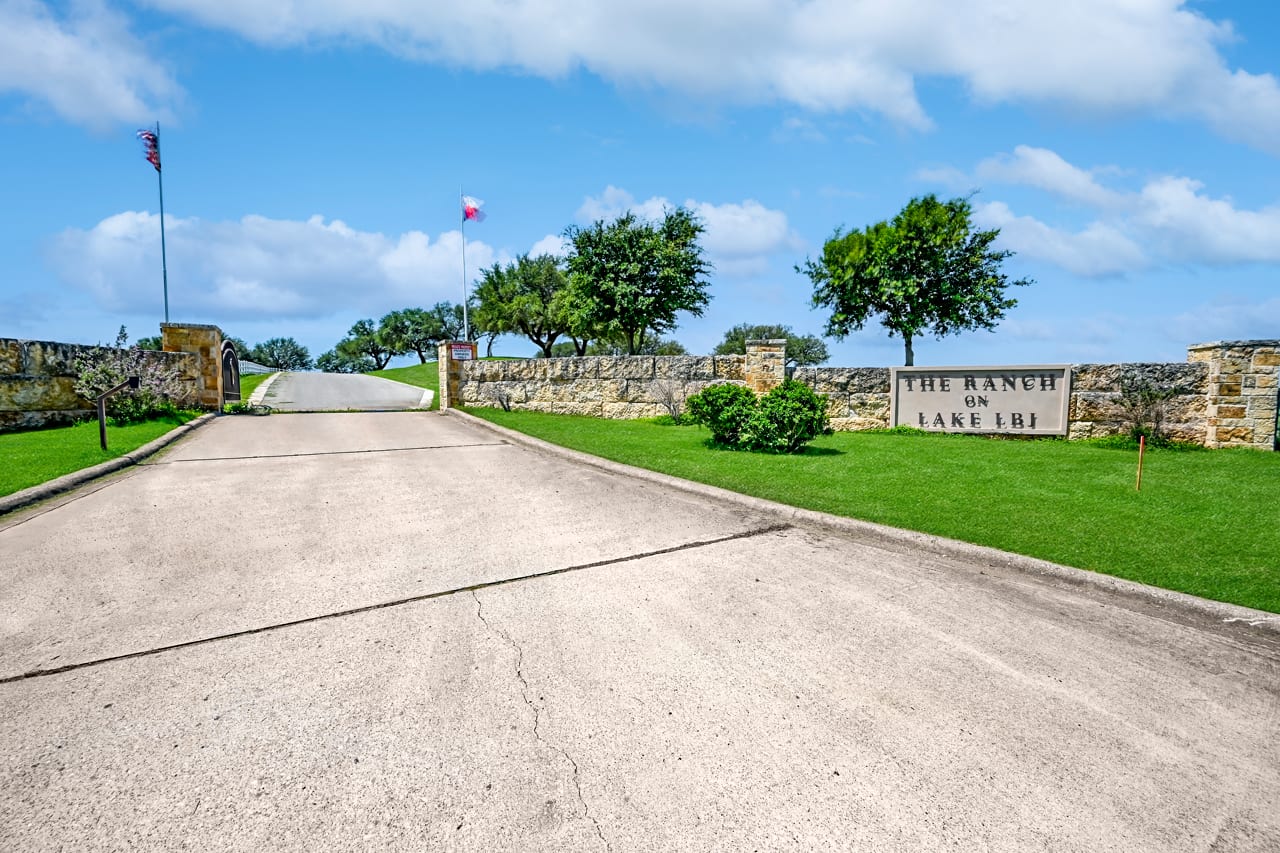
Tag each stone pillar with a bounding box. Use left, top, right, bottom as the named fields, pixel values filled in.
left=745, top=339, right=787, bottom=394
left=437, top=341, right=477, bottom=409
left=1187, top=339, right=1279, bottom=450
left=162, top=323, right=223, bottom=408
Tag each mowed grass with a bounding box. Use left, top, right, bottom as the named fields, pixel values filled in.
left=368, top=363, right=440, bottom=410
left=0, top=413, right=198, bottom=498
left=237, top=372, right=273, bottom=400
left=467, top=408, right=1280, bottom=613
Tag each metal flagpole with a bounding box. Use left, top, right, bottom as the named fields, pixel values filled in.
left=460, top=186, right=470, bottom=341
left=156, top=122, right=170, bottom=323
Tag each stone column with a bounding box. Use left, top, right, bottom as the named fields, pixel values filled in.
left=162, top=323, right=223, bottom=408
left=745, top=339, right=787, bottom=394
left=437, top=341, right=477, bottom=409
left=1187, top=339, right=1279, bottom=450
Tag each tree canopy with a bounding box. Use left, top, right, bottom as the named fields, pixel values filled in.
left=249, top=337, right=312, bottom=370
left=474, top=254, right=572, bottom=357
left=564, top=207, right=711, bottom=355
left=800, top=194, right=1030, bottom=366
left=713, top=323, right=829, bottom=369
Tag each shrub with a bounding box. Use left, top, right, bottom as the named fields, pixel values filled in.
left=73, top=327, right=193, bottom=425
left=1115, top=372, right=1184, bottom=447
left=745, top=380, right=829, bottom=453
left=685, top=380, right=829, bottom=453
left=685, top=382, right=758, bottom=447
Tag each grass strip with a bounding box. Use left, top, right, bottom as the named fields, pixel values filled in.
left=0, top=413, right=198, bottom=498
left=237, top=372, right=273, bottom=401
left=368, top=363, right=440, bottom=410
left=466, top=408, right=1280, bottom=614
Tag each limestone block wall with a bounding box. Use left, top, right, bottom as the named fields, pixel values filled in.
left=1066, top=362, right=1209, bottom=443
left=791, top=367, right=891, bottom=431
left=0, top=337, right=198, bottom=432
left=456, top=354, right=747, bottom=417
left=1188, top=340, right=1279, bottom=450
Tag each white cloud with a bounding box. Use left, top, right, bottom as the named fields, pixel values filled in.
left=0, top=1, right=181, bottom=128
left=975, top=202, right=1147, bottom=277
left=575, top=186, right=803, bottom=278
left=976, top=146, right=1125, bottom=209
left=528, top=234, right=569, bottom=258
left=133, top=0, right=1280, bottom=152
left=961, top=147, right=1280, bottom=276
left=50, top=211, right=501, bottom=320
left=1165, top=296, right=1280, bottom=343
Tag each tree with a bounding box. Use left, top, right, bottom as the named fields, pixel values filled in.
left=134, top=335, right=163, bottom=351
left=249, top=337, right=312, bottom=370
left=713, top=323, right=829, bottom=369
left=800, top=194, right=1030, bottom=366
left=564, top=207, right=712, bottom=354
left=339, top=319, right=396, bottom=370
left=429, top=301, right=466, bottom=342
left=380, top=308, right=443, bottom=363
left=474, top=254, right=573, bottom=358
left=316, top=348, right=375, bottom=374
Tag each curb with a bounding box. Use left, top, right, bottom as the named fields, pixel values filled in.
left=248, top=372, right=282, bottom=405
left=0, top=413, right=219, bottom=517
left=446, top=408, right=1280, bottom=637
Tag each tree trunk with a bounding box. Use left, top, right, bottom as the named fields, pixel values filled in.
left=904, top=334, right=914, bottom=367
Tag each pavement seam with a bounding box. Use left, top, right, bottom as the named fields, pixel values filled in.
left=0, top=522, right=791, bottom=685
left=473, top=591, right=611, bottom=852
left=446, top=409, right=1280, bottom=637
left=142, top=441, right=509, bottom=465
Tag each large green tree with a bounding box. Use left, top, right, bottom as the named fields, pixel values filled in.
left=800, top=195, right=1030, bottom=366
left=339, top=319, right=396, bottom=370
left=249, top=337, right=313, bottom=370
left=564, top=207, right=711, bottom=355
left=713, top=323, right=829, bottom=369
left=380, top=308, right=444, bottom=363
left=474, top=254, right=572, bottom=357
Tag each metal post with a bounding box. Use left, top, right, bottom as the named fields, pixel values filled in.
left=460, top=186, right=470, bottom=341
left=157, top=123, right=169, bottom=324
left=97, top=377, right=141, bottom=450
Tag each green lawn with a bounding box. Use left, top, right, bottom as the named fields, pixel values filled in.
left=238, top=372, right=273, bottom=401
left=0, top=413, right=199, bottom=498
left=368, top=363, right=440, bottom=410
left=466, top=408, right=1280, bottom=613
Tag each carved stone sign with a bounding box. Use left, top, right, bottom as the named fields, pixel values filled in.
left=890, top=365, right=1072, bottom=435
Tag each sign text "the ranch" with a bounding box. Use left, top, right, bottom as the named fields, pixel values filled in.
left=890, top=365, right=1072, bottom=436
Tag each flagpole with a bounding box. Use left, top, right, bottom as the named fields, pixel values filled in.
left=460, top=186, right=470, bottom=340
left=157, top=122, right=170, bottom=323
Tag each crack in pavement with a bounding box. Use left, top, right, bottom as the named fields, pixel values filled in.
left=473, top=591, right=610, bottom=852
left=0, top=522, right=791, bottom=685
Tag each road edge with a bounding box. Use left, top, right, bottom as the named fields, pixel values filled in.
left=0, top=413, right=219, bottom=517
left=446, top=408, right=1280, bottom=637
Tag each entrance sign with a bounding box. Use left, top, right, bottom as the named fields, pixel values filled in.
left=450, top=343, right=475, bottom=361
left=891, top=365, right=1071, bottom=435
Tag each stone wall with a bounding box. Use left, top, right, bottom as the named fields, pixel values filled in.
left=457, top=353, right=746, bottom=418
left=0, top=337, right=198, bottom=432
left=161, top=323, right=224, bottom=408
left=442, top=339, right=1279, bottom=450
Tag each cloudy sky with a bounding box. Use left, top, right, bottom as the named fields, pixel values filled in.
left=2, top=0, right=1278, bottom=367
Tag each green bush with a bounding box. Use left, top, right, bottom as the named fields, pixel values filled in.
left=685, top=380, right=829, bottom=453
left=685, top=382, right=758, bottom=447
left=73, top=326, right=193, bottom=425
left=745, top=380, right=829, bottom=453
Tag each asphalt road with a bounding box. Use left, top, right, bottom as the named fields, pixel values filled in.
left=261, top=371, right=430, bottom=411
left=1, top=412, right=1277, bottom=851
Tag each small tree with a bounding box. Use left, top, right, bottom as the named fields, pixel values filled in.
left=800, top=194, right=1030, bottom=366
left=564, top=207, right=712, bottom=354
left=249, top=337, right=312, bottom=370
left=380, top=308, right=443, bottom=363
left=713, top=323, right=829, bottom=369
left=1116, top=373, right=1183, bottom=445
left=339, top=319, right=396, bottom=370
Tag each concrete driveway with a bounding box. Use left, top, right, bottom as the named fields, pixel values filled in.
left=1, top=411, right=1277, bottom=851
left=261, top=371, right=431, bottom=411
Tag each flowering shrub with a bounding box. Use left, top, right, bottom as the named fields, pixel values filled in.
left=73, top=326, right=193, bottom=424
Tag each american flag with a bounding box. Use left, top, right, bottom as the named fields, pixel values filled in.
left=137, top=128, right=161, bottom=172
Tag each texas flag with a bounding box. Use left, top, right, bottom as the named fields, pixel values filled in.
left=462, top=195, right=486, bottom=222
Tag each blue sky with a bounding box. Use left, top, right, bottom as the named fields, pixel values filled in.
left=2, top=1, right=1278, bottom=368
